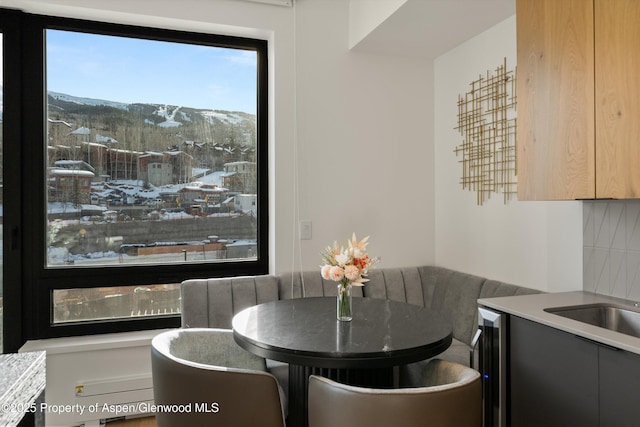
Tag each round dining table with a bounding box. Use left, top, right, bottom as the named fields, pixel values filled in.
left=232, top=296, right=453, bottom=427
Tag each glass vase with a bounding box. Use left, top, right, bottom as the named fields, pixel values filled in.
left=337, top=282, right=353, bottom=321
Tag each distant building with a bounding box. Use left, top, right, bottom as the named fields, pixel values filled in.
left=138, top=152, right=164, bottom=185
left=222, top=161, right=256, bottom=193
left=164, top=151, right=193, bottom=184
left=178, top=183, right=228, bottom=207
left=48, top=168, right=95, bottom=204
left=233, top=194, right=257, bottom=214
left=68, top=126, right=118, bottom=145
left=109, top=148, right=142, bottom=181
left=147, top=162, right=173, bottom=186
left=49, top=122, right=193, bottom=185
left=226, top=240, right=257, bottom=259
left=53, top=160, right=95, bottom=173
left=139, top=151, right=193, bottom=186
left=48, top=119, right=72, bottom=146
left=81, top=142, right=109, bottom=178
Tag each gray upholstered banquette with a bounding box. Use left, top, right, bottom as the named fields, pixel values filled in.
left=180, top=266, right=541, bottom=386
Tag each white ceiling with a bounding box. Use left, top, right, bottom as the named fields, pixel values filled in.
left=351, top=0, right=515, bottom=59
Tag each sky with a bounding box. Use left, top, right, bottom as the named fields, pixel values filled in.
left=45, top=29, right=258, bottom=114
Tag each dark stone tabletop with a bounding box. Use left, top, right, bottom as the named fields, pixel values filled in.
left=233, top=297, right=452, bottom=369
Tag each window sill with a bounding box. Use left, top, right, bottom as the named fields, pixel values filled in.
left=19, top=329, right=171, bottom=355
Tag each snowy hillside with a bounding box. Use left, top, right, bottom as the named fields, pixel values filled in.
left=49, top=91, right=130, bottom=110
left=48, top=91, right=256, bottom=129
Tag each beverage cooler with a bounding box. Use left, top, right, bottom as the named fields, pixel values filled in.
left=474, top=306, right=507, bottom=427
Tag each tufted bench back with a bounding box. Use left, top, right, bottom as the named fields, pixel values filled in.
left=181, top=275, right=280, bottom=329
left=361, top=267, right=486, bottom=346
left=180, top=267, right=543, bottom=348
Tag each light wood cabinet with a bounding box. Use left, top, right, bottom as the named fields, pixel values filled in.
left=517, top=0, right=640, bottom=200
left=595, top=1, right=640, bottom=198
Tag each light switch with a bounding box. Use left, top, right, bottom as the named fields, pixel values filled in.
left=300, top=220, right=312, bottom=240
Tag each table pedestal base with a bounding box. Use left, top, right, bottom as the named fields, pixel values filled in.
left=287, top=364, right=394, bottom=427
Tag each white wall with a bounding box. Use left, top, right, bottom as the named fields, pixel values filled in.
left=433, top=15, right=583, bottom=292
left=348, top=0, right=407, bottom=49
left=292, top=0, right=434, bottom=273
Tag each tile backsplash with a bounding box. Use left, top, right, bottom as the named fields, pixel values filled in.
left=583, top=200, right=640, bottom=301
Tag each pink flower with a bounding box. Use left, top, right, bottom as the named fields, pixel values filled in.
left=321, top=264, right=332, bottom=280
left=329, top=266, right=345, bottom=281
left=344, top=265, right=360, bottom=281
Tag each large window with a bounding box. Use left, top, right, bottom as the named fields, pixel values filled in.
left=3, top=11, right=268, bottom=345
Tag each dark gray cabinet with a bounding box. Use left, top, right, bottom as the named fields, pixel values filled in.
left=510, top=316, right=598, bottom=427
left=510, top=316, right=640, bottom=427
left=599, top=345, right=640, bottom=427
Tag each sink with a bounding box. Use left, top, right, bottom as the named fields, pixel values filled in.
left=544, top=303, right=640, bottom=339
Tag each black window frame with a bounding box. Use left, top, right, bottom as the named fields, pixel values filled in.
left=2, top=9, right=269, bottom=349
left=2, top=8, right=25, bottom=353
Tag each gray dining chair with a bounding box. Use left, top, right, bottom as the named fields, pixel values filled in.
left=308, top=359, right=481, bottom=427
left=151, top=327, right=286, bottom=427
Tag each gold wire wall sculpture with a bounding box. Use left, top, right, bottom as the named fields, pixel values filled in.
left=454, top=57, right=517, bottom=205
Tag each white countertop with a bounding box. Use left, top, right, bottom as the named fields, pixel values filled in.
left=478, top=291, right=640, bottom=356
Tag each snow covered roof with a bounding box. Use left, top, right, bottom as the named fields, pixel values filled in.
left=163, top=151, right=193, bottom=160
left=49, top=168, right=95, bottom=177
left=81, top=141, right=108, bottom=149
left=226, top=240, right=257, bottom=247
left=96, top=134, right=118, bottom=143
left=201, top=187, right=225, bottom=193
left=225, top=161, right=254, bottom=166
left=109, top=148, right=143, bottom=155
left=48, top=119, right=72, bottom=128
left=53, top=160, right=96, bottom=173
left=69, top=127, right=91, bottom=135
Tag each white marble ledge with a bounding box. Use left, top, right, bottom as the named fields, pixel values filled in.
left=0, top=351, right=46, bottom=426
left=478, top=291, right=640, bottom=356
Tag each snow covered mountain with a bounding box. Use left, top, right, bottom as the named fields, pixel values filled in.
left=47, top=91, right=255, bottom=128
left=49, top=91, right=130, bottom=111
